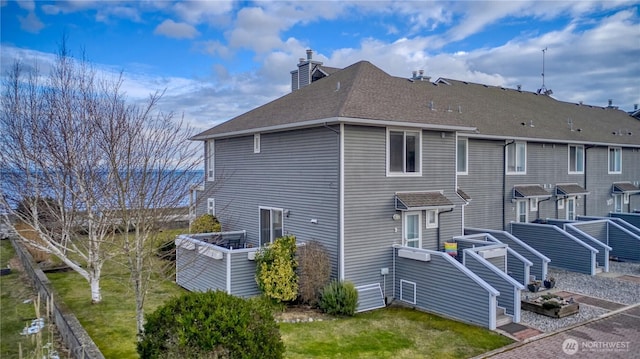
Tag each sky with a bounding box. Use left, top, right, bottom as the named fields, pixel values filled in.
left=1, top=1, right=639, bottom=133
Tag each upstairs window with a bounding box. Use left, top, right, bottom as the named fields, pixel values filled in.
left=568, top=145, right=584, bottom=174
left=207, top=140, right=215, bottom=181
left=457, top=137, right=468, bottom=175
left=207, top=198, right=215, bottom=216
left=608, top=147, right=621, bottom=174
left=254, top=133, right=261, bottom=154
left=388, top=129, right=421, bottom=176
left=506, top=141, right=526, bottom=174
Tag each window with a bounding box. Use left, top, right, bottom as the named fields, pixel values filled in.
left=516, top=200, right=528, bottom=223
left=506, top=141, right=526, bottom=174
left=608, top=147, right=621, bottom=173
left=403, top=212, right=421, bottom=248
left=457, top=137, right=468, bottom=174
left=613, top=194, right=623, bottom=213
left=388, top=129, right=421, bottom=175
left=568, top=145, right=584, bottom=174
left=254, top=133, right=261, bottom=154
left=530, top=198, right=538, bottom=212
left=259, top=207, right=283, bottom=246
left=566, top=197, right=576, bottom=220
left=207, top=198, right=215, bottom=216
left=557, top=198, right=565, bottom=210
left=426, top=210, right=438, bottom=228
left=207, top=140, right=215, bottom=181
left=624, top=193, right=630, bottom=205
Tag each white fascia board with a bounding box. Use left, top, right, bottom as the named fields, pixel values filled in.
left=464, top=133, right=640, bottom=148
left=191, top=117, right=477, bottom=141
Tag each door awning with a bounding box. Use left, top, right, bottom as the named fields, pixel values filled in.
left=457, top=188, right=472, bottom=203
left=555, top=183, right=589, bottom=197
left=612, top=182, right=640, bottom=194
left=395, top=191, right=455, bottom=211
left=513, top=185, right=551, bottom=198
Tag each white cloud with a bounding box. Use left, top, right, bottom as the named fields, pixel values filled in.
left=18, top=11, right=44, bottom=33
left=16, top=0, right=34, bottom=11
left=226, top=7, right=286, bottom=53
left=154, top=19, right=200, bottom=39
left=172, top=0, right=233, bottom=24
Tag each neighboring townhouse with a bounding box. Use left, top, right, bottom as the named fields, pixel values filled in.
left=180, top=52, right=640, bottom=328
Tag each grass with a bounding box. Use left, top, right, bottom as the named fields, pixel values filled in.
left=45, top=228, right=187, bottom=359
left=0, top=240, right=58, bottom=359
left=280, top=306, right=513, bottom=359
left=10, top=226, right=513, bottom=359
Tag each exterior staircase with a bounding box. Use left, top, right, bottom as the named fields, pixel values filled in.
left=496, top=306, right=513, bottom=327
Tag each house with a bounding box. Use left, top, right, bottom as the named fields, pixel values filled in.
left=177, top=51, right=640, bottom=329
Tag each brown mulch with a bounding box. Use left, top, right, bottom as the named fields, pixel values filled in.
left=274, top=305, right=331, bottom=322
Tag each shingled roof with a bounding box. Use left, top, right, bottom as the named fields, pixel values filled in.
left=193, top=61, right=640, bottom=147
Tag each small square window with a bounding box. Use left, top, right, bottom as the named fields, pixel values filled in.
left=426, top=210, right=438, bottom=228
left=557, top=198, right=565, bottom=210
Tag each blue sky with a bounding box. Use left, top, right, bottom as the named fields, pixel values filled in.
left=1, top=1, right=639, bottom=132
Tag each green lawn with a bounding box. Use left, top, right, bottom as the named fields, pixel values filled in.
left=0, top=240, right=59, bottom=359
left=280, top=306, right=513, bottom=359
left=26, top=228, right=512, bottom=359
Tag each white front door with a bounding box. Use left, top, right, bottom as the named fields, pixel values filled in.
left=566, top=197, right=576, bottom=220
left=516, top=200, right=528, bottom=223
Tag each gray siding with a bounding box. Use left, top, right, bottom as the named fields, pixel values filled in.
left=343, top=126, right=464, bottom=296
left=564, top=226, right=610, bottom=271
left=465, top=228, right=549, bottom=282
left=229, top=251, right=260, bottom=297
left=509, top=222, right=596, bottom=275
left=608, top=220, right=640, bottom=261
left=208, top=127, right=340, bottom=276
left=611, top=213, right=640, bottom=230
left=506, top=248, right=531, bottom=285
left=176, top=245, right=227, bottom=292
left=458, top=139, right=504, bottom=229
left=464, top=250, right=522, bottom=319
left=393, top=247, right=497, bottom=329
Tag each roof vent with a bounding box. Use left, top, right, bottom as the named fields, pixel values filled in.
left=429, top=100, right=435, bottom=111
left=517, top=84, right=522, bottom=91
left=306, top=49, right=313, bottom=60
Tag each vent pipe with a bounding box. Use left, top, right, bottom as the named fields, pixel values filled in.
left=306, top=49, right=313, bottom=60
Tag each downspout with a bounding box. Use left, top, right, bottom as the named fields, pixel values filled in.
left=323, top=122, right=342, bottom=278
left=437, top=207, right=454, bottom=251
left=536, top=197, right=552, bottom=221
left=503, top=140, right=514, bottom=230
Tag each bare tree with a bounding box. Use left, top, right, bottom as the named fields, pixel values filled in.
left=0, top=45, right=116, bottom=303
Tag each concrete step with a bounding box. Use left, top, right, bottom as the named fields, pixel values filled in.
left=595, top=266, right=603, bottom=274
left=496, top=313, right=512, bottom=327
left=496, top=306, right=506, bottom=316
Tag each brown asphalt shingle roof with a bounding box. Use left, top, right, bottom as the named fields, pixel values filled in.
left=194, top=61, right=640, bottom=147
left=395, top=192, right=454, bottom=210
left=556, top=184, right=589, bottom=196
left=513, top=185, right=552, bottom=198
left=612, top=182, right=640, bottom=193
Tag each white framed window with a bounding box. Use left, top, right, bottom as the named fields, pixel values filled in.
left=623, top=193, right=630, bottom=205
left=506, top=141, right=526, bottom=174
left=254, top=133, right=261, bottom=154
left=387, top=129, right=421, bottom=176
left=613, top=194, right=623, bottom=213
left=568, top=145, right=584, bottom=174
left=403, top=211, right=422, bottom=248
left=457, top=137, right=468, bottom=175
left=207, top=198, right=215, bottom=216
left=530, top=198, right=539, bottom=212
left=566, top=197, right=576, bottom=220
left=557, top=198, right=565, bottom=210
left=259, top=207, right=283, bottom=246
left=207, top=140, right=215, bottom=181
left=426, top=209, right=438, bottom=228
left=608, top=147, right=622, bottom=174
left=516, top=200, right=528, bottom=223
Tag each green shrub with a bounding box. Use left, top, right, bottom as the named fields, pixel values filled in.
left=319, top=280, right=358, bottom=316
left=255, top=235, right=298, bottom=303
left=137, top=290, right=284, bottom=359
left=191, top=214, right=221, bottom=233
left=297, top=241, right=331, bottom=306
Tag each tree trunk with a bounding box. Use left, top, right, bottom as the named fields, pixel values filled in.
left=90, top=272, right=102, bottom=303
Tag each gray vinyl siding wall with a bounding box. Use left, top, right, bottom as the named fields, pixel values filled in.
left=393, top=248, right=496, bottom=329
left=210, top=127, right=340, bottom=276
left=464, top=251, right=519, bottom=318
left=611, top=213, right=640, bottom=230
left=607, top=219, right=640, bottom=261
left=343, top=126, right=464, bottom=296
left=585, top=147, right=640, bottom=216
left=563, top=226, right=610, bottom=270
left=510, top=222, right=596, bottom=275
left=506, top=249, right=530, bottom=285
left=465, top=228, right=549, bottom=282
left=176, top=245, right=226, bottom=292
left=458, top=139, right=504, bottom=230
left=229, top=251, right=260, bottom=297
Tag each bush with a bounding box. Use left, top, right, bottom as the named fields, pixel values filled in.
left=191, top=214, right=221, bottom=233
left=319, top=280, right=358, bottom=316
left=297, top=241, right=331, bottom=306
left=255, top=235, right=298, bottom=303
left=137, top=291, right=284, bottom=359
